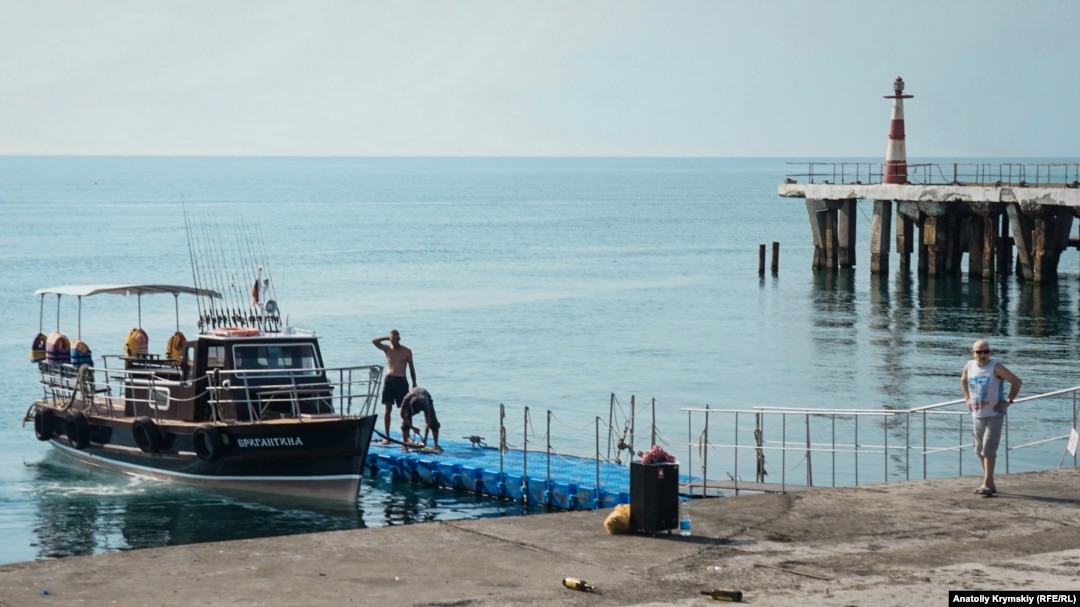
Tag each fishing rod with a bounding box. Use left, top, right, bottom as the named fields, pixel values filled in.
left=197, top=213, right=228, bottom=329
left=211, top=218, right=245, bottom=327
left=180, top=197, right=207, bottom=330
left=251, top=222, right=281, bottom=330
left=235, top=222, right=265, bottom=331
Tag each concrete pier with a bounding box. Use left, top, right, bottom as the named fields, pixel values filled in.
left=780, top=172, right=1080, bottom=283
left=1, top=468, right=1079, bottom=606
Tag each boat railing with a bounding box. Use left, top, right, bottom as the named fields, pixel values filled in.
left=47, top=356, right=382, bottom=423
left=675, top=386, right=1080, bottom=495
left=36, top=362, right=112, bottom=412
left=207, top=365, right=383, bottom=421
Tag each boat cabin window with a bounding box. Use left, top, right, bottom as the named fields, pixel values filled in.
left=232, top=343, right=320, bottom=376
left=205, top=346, right=225, bottom=370
left=152, top=387, right=170, bottom=411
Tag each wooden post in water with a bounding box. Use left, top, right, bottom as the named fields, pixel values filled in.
left=758, top=244, right=766, bottom=275
left=771, top=241, right=779, bottom=273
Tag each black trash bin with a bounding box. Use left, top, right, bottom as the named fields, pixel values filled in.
left=629, top=461, right=679, bottom=534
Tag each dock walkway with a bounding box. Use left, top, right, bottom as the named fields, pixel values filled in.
left=366, top=439, right=641, bottom=509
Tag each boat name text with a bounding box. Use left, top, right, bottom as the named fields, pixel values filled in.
left=236, top=436, right=304, bottom=448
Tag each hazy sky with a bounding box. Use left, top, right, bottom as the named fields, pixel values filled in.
left=2, top=0, right=1076, bottom=157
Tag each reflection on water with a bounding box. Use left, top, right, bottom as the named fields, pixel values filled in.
left=25, top=451, right=520, bottom=561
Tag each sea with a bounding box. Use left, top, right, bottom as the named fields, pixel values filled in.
left=3, top=156, right=1080, bottom=566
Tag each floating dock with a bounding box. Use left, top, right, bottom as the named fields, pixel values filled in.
left=365, top=439, right=639, bottom=510
left=362, top=435, right=733, bottom=510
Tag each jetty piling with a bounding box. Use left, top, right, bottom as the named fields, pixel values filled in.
left=780, top=78, right=1080, bottom=283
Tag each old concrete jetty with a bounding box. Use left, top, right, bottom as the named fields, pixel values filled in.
left=779, top=78, right=1080, bottom=283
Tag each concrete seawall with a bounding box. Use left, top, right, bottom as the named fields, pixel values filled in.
left=2, top=468, right=1079, bottom=606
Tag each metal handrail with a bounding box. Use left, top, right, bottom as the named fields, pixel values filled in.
left=785, top=162, right=1080, bottom=187
left=681, top=386, right=1080, bottom=495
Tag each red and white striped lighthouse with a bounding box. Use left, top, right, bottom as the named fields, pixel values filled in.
left=884, top=76, right=913, bottom=184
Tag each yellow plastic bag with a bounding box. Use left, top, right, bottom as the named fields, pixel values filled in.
left=604, top=504, right=631, bottom=534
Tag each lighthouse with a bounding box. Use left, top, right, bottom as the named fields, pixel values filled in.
left=884, top=76, right=913, bottom=184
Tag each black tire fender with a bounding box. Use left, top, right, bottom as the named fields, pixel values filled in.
left=66, top=410, right=90, bottom=449
left=34, top=409, right=53, bottom=441
left=193, top=425, right=225, bottom=462
left=132, top=416, right=162, bottom=453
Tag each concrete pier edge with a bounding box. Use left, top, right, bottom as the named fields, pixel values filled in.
left=2, top=467, right=1079, bottom=606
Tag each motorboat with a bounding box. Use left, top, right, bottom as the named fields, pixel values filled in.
left=24, top=246, right=381, bottom=503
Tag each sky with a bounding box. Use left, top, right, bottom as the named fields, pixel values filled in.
left=2, top=0, right=1077, bottom=157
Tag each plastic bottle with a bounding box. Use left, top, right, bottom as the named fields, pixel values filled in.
left=562, top=577, right=596, bottom=592
left=679, top=500, right=691, bottom=536
left=701, top=588, right=743, bottom=602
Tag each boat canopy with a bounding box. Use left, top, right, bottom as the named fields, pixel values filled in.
left=35, top=284, right=222, bottom=298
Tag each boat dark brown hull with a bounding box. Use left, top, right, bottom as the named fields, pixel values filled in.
left=34, top=407, right=378, bottom=503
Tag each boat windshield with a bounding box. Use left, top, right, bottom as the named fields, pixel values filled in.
left=232, top=343, right=321, bottom=377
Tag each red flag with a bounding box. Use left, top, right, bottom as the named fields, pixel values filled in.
left=251, top=279, right=260, bottom=306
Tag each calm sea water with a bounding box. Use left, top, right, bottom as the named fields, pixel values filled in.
left=2, top=156, right=1079, bottom=565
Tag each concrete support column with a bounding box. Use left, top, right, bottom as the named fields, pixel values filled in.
left=923, top=215, right=951, bottom=277
left=1030, top=207, right=1073, bottom=283
left=1007, top=204, right=1035, bottom=282
left=997, top=213, right=1012, bottom=275
left=896, top=202, right=918, bottom=269
left=870, top=200, right=892, bottom=274
left=967, top=215, right=986, bottom=279
left=980, top=214, right=998, bottom=280
left=807, top=200, right=827, bottom=270
left=806, top=199, right=845, bottom=271
left=824, top=209, right=838, bottom=269
left=838, top=199, right=857, bottom=268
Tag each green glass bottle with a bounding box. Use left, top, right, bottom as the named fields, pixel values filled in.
left=701, top=588, right=743, bottom=602
left=562, top=577, right=596, bottom=592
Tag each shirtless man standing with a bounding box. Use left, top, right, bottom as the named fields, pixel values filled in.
left=372, top=330, right=416, bottom=445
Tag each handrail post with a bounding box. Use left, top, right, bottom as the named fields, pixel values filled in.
left=922, top=409, right=928, bottom=480
left=883, top=412, right=888, bottom=483
left=595, top=416, right=601, bottom=506
left=606, top=393, right=615, bottom=461
left=546, top=410, right=552, bottom=508
left=781, top=413, right=787, bottom=491
left=651, top=397, right=657, bottom=447
left=522, top=405, right=529, bottom=486
left=686, top=407, right=693, bottom=492
left=702, top=404, right=710, bottom=499
left=958, top=413, right=965, bottom=478
left=805, top=413, right=812, bottom=487
left=904, top=410, right=910, bottom=481
left=831, top=414, right=836, bottom=487
left=1004, top=414, right=1010, bottom=474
